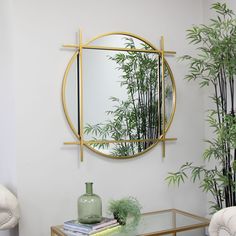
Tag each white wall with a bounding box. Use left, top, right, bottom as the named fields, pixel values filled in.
left=0, top=0, right=17, bottom=235
left=9, top=0, right=207, bottom=235
left=0, top=0, right=16, bottom=192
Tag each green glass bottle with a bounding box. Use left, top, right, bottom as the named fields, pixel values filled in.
left=78, top=182, right=102, bottom=224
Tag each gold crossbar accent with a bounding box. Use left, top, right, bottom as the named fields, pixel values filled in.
left=63, top=44, right=176, bottom=55
left=64, top=137, right=177, bottom=145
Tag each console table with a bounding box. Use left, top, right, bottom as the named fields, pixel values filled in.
left=51, top=208, right=210, bottom=236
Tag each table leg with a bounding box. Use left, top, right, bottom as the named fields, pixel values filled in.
left=51, top=226, right=65, bottom=236
left=51, top=227, right=57, bottom=236
left=172, top=210, right=176, bottom=236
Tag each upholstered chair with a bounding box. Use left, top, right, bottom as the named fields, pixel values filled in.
left=209, top=207, right=236, bottom=236
left=0, top=185, right=20, bottom=230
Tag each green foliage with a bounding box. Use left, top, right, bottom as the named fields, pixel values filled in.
left=107, top=196, right=142, bottom=227
left=167, top=2, right=236, bottom=213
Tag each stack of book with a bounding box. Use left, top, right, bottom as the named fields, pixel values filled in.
left=63, top=217, right=120, bottom=236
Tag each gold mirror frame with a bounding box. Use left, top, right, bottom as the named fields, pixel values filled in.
left=62, top=31, right=177, bottom=161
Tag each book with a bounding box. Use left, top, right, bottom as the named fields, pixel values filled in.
left=64, top=217, right=117, bottom=231
left=64, top=222, right=119, bottom=234
left=62, top=229, right=86, bottom=236
left=62, top=224, right=121, bottom=236
left=92, top=225, right=121, bottom=236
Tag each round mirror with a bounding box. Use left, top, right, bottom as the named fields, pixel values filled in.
left=63, top=32, right=176, bottom=159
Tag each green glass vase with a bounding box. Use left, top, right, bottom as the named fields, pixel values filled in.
left=78, top=182, right=102, bottom=224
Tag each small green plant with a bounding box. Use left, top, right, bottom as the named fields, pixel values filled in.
left=108, top=196, right=142, bottom=227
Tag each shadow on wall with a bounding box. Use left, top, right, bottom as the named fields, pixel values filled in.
left=0, top=227, right=18, bottom=236
left=10, top=227, right=18, bottom=236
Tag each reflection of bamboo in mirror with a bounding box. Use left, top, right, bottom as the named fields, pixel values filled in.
left=83, top=41, right=163, bottom=155
left=63, top=32, right=177, bottom=159
left=158, top=49, right=162, bottom=147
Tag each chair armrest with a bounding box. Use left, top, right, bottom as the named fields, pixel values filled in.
left=0, top=185, right=20, bottom=230
left=209, top=207, right=236, bottom=236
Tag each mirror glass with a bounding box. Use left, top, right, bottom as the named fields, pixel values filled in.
left=88, top=34, right=149, bottom=49
left=65, top=58, right=78, bottom=133
left=64, top=33, right=175, bottom=158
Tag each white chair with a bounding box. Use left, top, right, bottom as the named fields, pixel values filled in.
left=0, top=185, right=20, bottom=230
left=209, top=207, right=236, bottom=236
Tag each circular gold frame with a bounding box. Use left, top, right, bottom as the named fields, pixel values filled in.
left=62, top=32, right=176, bottom=159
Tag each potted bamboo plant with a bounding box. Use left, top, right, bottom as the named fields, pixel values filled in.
left=166, top=2, right=236, bottom=212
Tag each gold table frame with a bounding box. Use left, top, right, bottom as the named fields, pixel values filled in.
left=51, top=209, right=210, bottom=236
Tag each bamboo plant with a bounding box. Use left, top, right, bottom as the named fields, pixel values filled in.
left=166, top=3, right=236, bottom=212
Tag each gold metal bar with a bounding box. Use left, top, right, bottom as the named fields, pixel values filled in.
left=79, top=30, right=84, bottom=161
left=86, top=138, right=176, bottom=144
left=161, top=36, right=166, bottom=158
left=160, top=137, right=177, bottom=141
left=63, top=44, right=176, bottom=55
left=64, top=137, right=177, bottom=145
left=163, top=50, right=176, bottom=55
left=64, top=141, right=81, bottom=145
left=63, top=44, right=80, bottom=49
left=83, top=45, right=174, bottom=54
left=51, top=226, right=64, bottom=236
left=174, top=209, right=210, bottom=223
left=172, top=210, right=177, bottom=236
left=86, top=140, right=147, bottom=144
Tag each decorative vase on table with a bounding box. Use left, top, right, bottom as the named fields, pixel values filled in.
left=78, top=182, right=102, bottom=224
